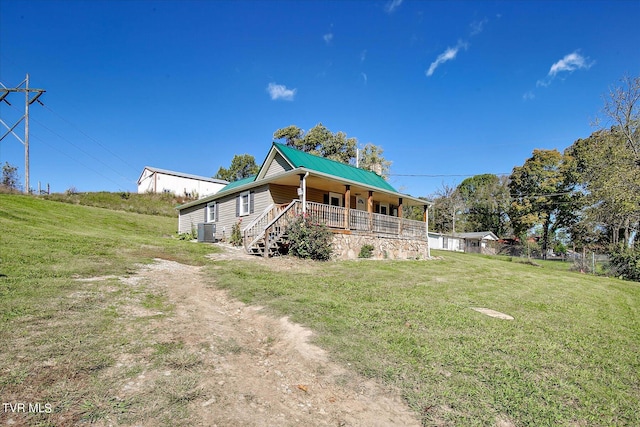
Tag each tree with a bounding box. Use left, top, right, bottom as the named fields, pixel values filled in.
left=456, top=174, right=510, bottom=236
left=509, top=149, right=579, bottom=259
left=273, top=125, right=308, bottom=151
left=429, top=183, right=465, bottom=234
left=567, top=128, right=640, bottom=247
left=273, top=123, right=390, bottom=177
left=358, top=143, right=392, bottom=179
left=566, top=75, right=640, bottom=249
left=214, top=154, right=259, bottom=182
left=600, top=74, right=639, bottom=161
left=1, top=162, right=20, bottom=192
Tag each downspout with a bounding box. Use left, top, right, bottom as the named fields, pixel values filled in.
left=425, top=204, right=431, bottom=259
left=300, top=172, right=309, bottom=214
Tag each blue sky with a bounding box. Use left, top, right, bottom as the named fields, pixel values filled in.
left=1, top=0, right=638, bottom=198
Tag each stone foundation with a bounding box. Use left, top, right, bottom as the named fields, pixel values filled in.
left=332, top=233, right=430, bottom=260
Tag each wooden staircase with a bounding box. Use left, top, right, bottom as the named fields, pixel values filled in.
left=243, top=200, right=301, bottom=257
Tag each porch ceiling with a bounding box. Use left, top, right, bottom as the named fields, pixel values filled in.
left=269, top=171, right=428, bottom=207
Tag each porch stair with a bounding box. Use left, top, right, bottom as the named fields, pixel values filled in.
left=243, top=200, right=301, bottom=257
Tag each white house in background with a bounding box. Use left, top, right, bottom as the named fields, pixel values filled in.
left=428, top=231, right=499, bottom=255
left=457, top=231, right=500, bottom=254
left=137, top=166, right=228, bottom=198
left=428, top=232, right=465, bottom=252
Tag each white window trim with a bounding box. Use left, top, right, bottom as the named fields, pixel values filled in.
left=206, top=202, right=217, bottom=222
left=329, top=192, right=343, bottom=207
left=239, top=191, right=251, bottom=216
left=379, top=203, right=389, bottom=215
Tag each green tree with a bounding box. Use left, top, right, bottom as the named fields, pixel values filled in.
left=273, top=123, right=390, bottom=177
left=567, top=128, right=640, bottom=247
left=509, top=149, right=579, bottom=259
left=358, top=143, right=392, bottom=178
left=457, top=174, right=510, bottom=236
left=214, top=154, right=259, bottom=182
left=1, top=162, right=20, bottom=192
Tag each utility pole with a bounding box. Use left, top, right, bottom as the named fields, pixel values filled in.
left=0, top=74, right=46, bottom=193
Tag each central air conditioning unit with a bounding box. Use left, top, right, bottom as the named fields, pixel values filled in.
left=197, top=223, right=216, bottom=243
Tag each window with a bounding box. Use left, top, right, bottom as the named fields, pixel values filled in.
left=237, top=191, right=252, bottom=216
left=379, top=203, right=389, bottom=215
left=206, top=202, right=217, bottom=222
left=329, top=192, right=343, bottom=207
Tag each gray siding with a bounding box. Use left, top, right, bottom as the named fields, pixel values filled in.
left=264, top=153, right=292, bottom=178
left=216, top=184, right=273, bottom=241
left=178, top=184, right=274, bottom=241
left=178, top=204, right=206, bottom=234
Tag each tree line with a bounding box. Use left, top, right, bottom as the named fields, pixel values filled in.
left=215, top=75, right=638, bottom=280
left=429, top=75, right=639, bottom=279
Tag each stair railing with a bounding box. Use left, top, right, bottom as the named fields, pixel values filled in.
left=244, top=200, right=301, bottom=253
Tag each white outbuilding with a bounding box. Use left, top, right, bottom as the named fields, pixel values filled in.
left=137, top=166, right=228, bottom=199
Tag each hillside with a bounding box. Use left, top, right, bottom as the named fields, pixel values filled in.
left=42, top=191, right=189, bottom=217
left=1, top=194, right=639, bottom=426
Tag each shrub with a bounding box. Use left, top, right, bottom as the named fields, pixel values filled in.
left=177, top=225, right=197, bottom=241
left=285, top=215, right=333, bottom=261
left=358, top=243, right=375, bottom=258
left=230, top=220, right=243, bottom=246
left=607, top=246, right=640, bottom=282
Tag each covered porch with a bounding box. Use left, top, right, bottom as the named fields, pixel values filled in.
left=272, top=169, right=429, bottom=238
left=241, top=164, right=431, bottom=258
left=305, top=201, right=428, bottom=239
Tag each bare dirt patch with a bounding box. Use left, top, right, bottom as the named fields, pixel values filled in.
left=471, top=307, right=515, bottom=320
left=117, top=249, right=420, bottom=426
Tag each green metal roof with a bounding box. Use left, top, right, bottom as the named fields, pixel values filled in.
left=274, top=143, right=397, bottom=192
left=218, top=175, right=256, bottom=192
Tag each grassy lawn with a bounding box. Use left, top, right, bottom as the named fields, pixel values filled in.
left=210, top=251, right=640, bottom=426
left=1, top=193, right=638, bottom=426
left=41, top=191, right=187, bottom=217
left=0, top=194, right=217, bottom=425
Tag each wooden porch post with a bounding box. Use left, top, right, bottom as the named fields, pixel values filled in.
left=344, top=185, right=351, bottom=230
left=398, top=197, right=403, bottom=234
left=368, top=191, right=374, bottom=232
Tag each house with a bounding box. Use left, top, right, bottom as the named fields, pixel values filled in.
left=428, top=232, right=465, bottom=252
left=428, top=231, right=499, bottom=254
left=137, top=166, right=228, bottom=198
left=456, top=231, right=500, bottom=254
left=177, top=143, right=432, bottom=259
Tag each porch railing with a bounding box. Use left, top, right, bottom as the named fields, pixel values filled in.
left=305, top=201, right=427, bottom=240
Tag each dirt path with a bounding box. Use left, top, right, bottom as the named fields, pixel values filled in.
left=135, top=245, right=421, bottom=426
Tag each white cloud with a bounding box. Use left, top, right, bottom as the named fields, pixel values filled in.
left=323, top=33, right=333, bottom=44
left=536, top=79, right=550, bottom=88
left=426, top=40, right=468, bottom=77
left=385, top=0, right=403, bottom=13
left=523, top=91, right=535, bottom=101
left=470, top=18, right=488, bottom=36
left=361, top=72, right=368, bottom=84
left=548, top=51, right=593, bottom=77
left=360, top=49, right=367, bottom=62
left=266, top=83, right=296, bottom=101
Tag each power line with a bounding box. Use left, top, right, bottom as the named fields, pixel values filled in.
left=40, top=103, right=139, bottom=174
left=4, top=99, right=135, bottom=185
left=390, top=173, right=511, bottom=177
left=28, top=132, right=130, bottom=190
